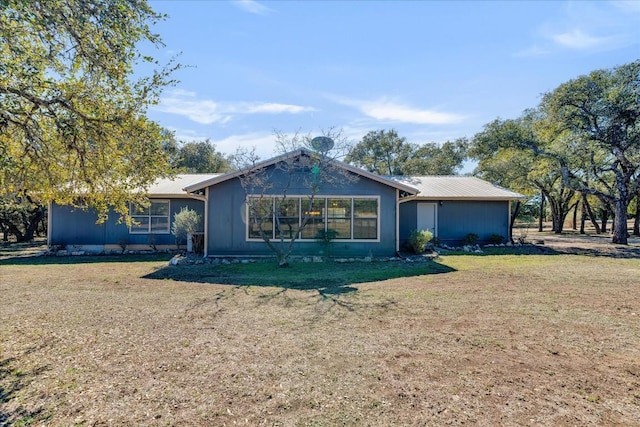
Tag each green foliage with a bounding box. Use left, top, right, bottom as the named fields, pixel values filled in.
left=403, top=138, right=469, bottom=175
left=463, top=233, right=479, bottom=246
left=169, top=139, right=232, bottom=173
left=345, top=130, right=468, bottom=176
left=171, top=207, right=202, bottom=241
left=0, top=193, right=46, bottom=242
left=344, top=129, right=412, bottom=175
left=0, top=0, right=179, bottom=223
left=407, top=229, right=433, bottom=254
left=316, top=228, right=339, bottom=258
left=487, top=234, right=504, bottom=245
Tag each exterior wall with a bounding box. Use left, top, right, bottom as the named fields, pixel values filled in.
left=206, top=168, right=400, bottom=257
left=49, top=198, right=204, bottom=251
left=399, top=200, right=510, bottom=247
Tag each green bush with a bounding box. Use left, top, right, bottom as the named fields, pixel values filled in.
left=407, top=229, right=433, bottom=254
left=487, top=234, right=504, bottom=245
left=172, top=207, right=202, bottom=246
left=316, top=228, right=339, bottom=258
left=463, top=233, right=479, bottom=246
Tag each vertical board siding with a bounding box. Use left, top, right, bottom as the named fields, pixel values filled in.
left=50, top=199, right=205, bottom=247
left=438, top=200, right=509, bottom=244
left=399, top=200, right=510, bottom=246
left=206, top=169, right=399, bottom=257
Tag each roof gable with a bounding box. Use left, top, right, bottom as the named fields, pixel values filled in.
left=183, top=149, right=419, bottom=195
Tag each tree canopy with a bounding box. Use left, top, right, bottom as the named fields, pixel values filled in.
left=164, top=138, right=232, bottom=174
left=541, top=60, right=640, bottom=244
left=345, top=129, right=468, bottom=176
left=471, top=61, right=639, bottom=244
left=0, top=0, right=178, bottom=223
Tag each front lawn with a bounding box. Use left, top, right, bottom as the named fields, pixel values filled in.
left=1, top=253, right=639, bottom=425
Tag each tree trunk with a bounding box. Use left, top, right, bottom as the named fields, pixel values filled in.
left=571, top=201, right=579, bottom=230
left=600, top=209, right=608, bottom=233
left=612, top=199, right=628, bottom=245
left=581, top=193, right=600, bottom=234
left=538, top=192, right=545, bottom=232
left=634, top=194, right=640, bottom=236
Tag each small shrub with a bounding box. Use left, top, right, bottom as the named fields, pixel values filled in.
left=316, top=228, right=339, bottom=258
left=463, top=233, right=479, bottom=246
left=172, top=207, right=202, bottom=251
left=487, top=234, right=504, bottom=245
left=407, top=229, right=433, bottom=254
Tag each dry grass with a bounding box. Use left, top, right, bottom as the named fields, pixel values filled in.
left=1, top=249, right=639, bottom=426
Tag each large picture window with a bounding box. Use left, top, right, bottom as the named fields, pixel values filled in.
left=247, top=196, right=378, bottom=241
left=130, top=200, right=170, bottom=234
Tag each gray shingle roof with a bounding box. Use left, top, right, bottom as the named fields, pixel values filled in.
left=391, top=176, right=526, bottom=200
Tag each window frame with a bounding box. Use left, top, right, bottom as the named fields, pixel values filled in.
left=129, top=199, right=171, bottom=234
left=246, top=195, right=380, bottom=242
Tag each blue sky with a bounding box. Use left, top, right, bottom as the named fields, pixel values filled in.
left=145, top=0, right=640, bottom=161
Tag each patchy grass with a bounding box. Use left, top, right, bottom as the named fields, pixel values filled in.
left=1, top=253, right=639, bottom=426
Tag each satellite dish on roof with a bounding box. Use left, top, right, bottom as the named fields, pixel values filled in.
left=310, top=136, right=334, bottom=153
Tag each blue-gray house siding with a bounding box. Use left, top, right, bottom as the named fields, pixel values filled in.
left=399, top=200, right=510, bottom=247
left=205, top=169, right=401, bottom=257
left=49, top=198, right=204, bottom=251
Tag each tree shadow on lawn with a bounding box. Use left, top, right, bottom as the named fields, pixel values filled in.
left=442, top=243, right=640, bottom=258
left=143, top=259, right=457, bottom=296
left=0, top=346, right=51, bottom=427
left=0, top=253, right=173, bottom=266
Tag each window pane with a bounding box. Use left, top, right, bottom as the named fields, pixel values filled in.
left=353, top=199, right=378, bottom=239
left=151, top=217, right=169, bottom=233
left=275, top=198, right=299, bottom=239
left=131, top=216, right=149, bottom=233
left=301, top=198, right=325, bottom=239
left=327, top=198, right=351, bottom=239
left=130, top=203, right=148, bottom=216
left=248, top=197, right=273, bottom=239
left=150, top=201, right=169, bottom=216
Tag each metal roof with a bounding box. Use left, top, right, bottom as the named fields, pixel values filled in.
left=145, top=173, right=524, bottom=201
left=147, top=174, right=221, bottom=197
left=391, top=176, right=526, bottom=200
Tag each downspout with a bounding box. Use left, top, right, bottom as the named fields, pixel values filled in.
left=508, top=200, right=512, bottom=243
left=187, top=190, right=208, bottom=257
left=47, top=201, right=52, bottom=247
left=395, top=189, right=400, bottom=253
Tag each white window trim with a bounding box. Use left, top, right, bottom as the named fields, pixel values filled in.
left=129, top=199, right=171, bottom=234
left=245, top=195, right=380, bottom=242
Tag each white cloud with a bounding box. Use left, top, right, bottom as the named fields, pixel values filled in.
left=333, top=96, right=465, bottom=125
left=215, top=132, right=279, bottom=159
left=154, top=91, right=315, bottom=124
left=233, top=0, right=272, bottom=15
left=551, top=28, right=619, bottom=50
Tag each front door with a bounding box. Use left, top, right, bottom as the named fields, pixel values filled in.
left=417, top=203, right=437, bottom=236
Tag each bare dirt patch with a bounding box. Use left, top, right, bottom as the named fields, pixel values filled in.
left=1, top=244, right=639, bottom=425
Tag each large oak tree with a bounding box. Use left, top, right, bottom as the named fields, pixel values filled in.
left=0, top=0, right=178, bottom=230
left=541, top=60, right=640, bottom=244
